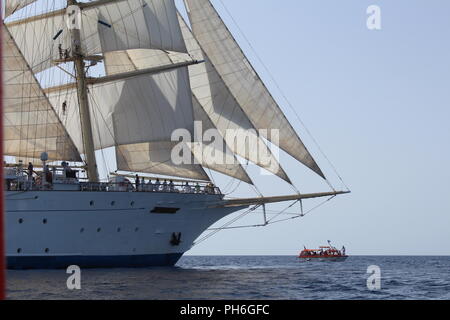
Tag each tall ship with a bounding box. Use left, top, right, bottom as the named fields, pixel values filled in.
left=2, top=0, right=349, bottom=269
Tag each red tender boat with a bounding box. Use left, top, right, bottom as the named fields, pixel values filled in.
left=299, top=241, right=348, bottom=261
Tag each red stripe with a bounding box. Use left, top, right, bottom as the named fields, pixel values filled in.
left=0, top=12, right=6, bottom=300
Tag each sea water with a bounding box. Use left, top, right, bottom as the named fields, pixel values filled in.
left=6, top=256, right=450, bottom=300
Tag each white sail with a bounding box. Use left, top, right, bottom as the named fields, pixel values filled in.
left=191, top=96, right=253, bottom=185
left=104, top=50, right=253, bottom=185
left=185, top=0, right=325, bottom=179
left=103, top=14, right=290, bottom=183
left=3, top=0, right=36, bottom=17
left=177, top=13, right=291, bottom=183
left=6, top=0, right=187, bottom=73
left=47, top=67, right=194, bottom=153
left=104, top=49, right=192, bottom=75
left=2, top=25, right=81, bottom=163
left=116, top=142, right=210, bottom=182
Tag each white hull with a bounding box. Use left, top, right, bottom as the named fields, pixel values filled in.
left=5, top=190, right=244, bottom=269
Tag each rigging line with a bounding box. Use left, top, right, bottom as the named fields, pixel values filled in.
left=26, top=0, right=63, bottom=72
left=198, top=206, right=260, bottom=242
left=55, top=64, right=76, bottom=79
left=63, top=64, right=75, bottom=144
left=192, top=205, right=260, bottom=246
left=216, top=0, right=349, bottom=192
left=266, top=200, right=300, bottom=224
left=250, top=207, right=305, bottom=215
left=53, top=62, right=73, bottom=159
left=151, top=55, right=210, bottom=181
left=163, top=46, right=248, bottom=187
left=15, top=3, right=37, bottom=162
left=88, top=90, right=111, bottom=180
left=200, top=195, right=336, bottom=238
left=186, top=41, right=291, bottom=189
left=182, top=18, right=279, bottom=184
left=108, top=60, right=203, bottom=178
left=36, top=3, right=72, bottom=161
left=210, top=205, right=261, bottom=230
left=266, top=196, right=336, bottom=226
left=207, top=224, right=266, bottom=231
left=85, top=80, right=157, bottom=179
left=222, top=173, right=243, bottom=195
left=205, top=166, right=217, bottom=187
left=71, top=60, right=89, bottom=168
left=102, top=56, right=184, bottom=176
left=77, top=65, right=129, bottom=174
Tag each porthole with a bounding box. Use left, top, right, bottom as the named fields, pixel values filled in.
left=135, top=227, right=139, bottom=232
left=117, top=228, right=121, bottom=233
left=17, top=248, right=22, bottom=254
left=18, top=218, right=23, bottom=224
left=97, top=228, right=101, bottom=233
left=132, top=248, right=137, bottom=252
left=43, top=219, right=47, bottom=224
left=80, top=228, right=85, bottom=233
left=111, top=201, right=116, bottom=206
left=45, top=248, right=49, bottom=253
left=130, top=201, right=135, bottom=207
left=90, top=201, right=95, bottom=206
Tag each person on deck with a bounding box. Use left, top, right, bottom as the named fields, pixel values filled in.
left=62, top=101, right=67, bottom=115
left=184, top=182, right=192, bottom=193
left=162, top=180, right=168, bottom=192
left=27, top=162, right=33, bottom=180
left=58, top=44, right=64, bottom=59
left=169, top=180, right=175, bottom=192
left=146, top=180, right=153, bottom=192
left=155, top=178, right=161, bottom=191
left=45, top=165, right=53, bottom=185
left=135, top=175, right=140, bottom=191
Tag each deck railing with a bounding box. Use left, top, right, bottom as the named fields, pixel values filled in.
left=5, top=178, right=221, bottom=195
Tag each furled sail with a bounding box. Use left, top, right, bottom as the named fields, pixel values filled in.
left=6, top=0, right=187, bottom=73
left=103, top=50, right=253, bottom=185
left=185, top=0, right=325, bottom=179
left=2, top=25, right=81, bottom=163
left=177, top=13, right=291, bottom=183
left=3, top=0, right=37, bottom=17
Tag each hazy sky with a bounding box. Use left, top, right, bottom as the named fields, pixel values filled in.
left=20, top=0, right=450, bottom=256
left=181, top=0, right=450, bottom=256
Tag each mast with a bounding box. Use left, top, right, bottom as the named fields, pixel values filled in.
left=67, top=0, right=99, bottom=182
left=0, top=13, right=6, bottom=300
